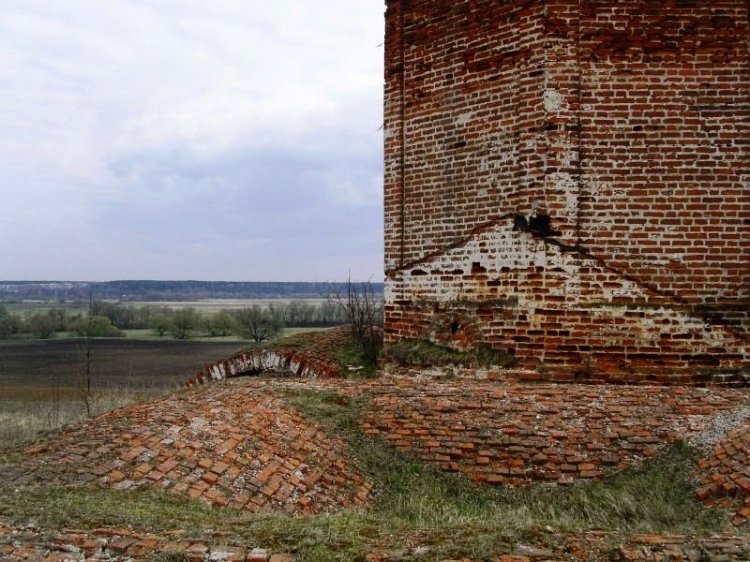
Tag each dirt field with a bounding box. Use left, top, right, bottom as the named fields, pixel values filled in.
left=0, top=339, right=243, bottom=389
left=0, top=339, right=243, bottom=444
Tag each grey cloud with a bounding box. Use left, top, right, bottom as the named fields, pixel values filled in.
left=0, top=1, right=385, bottom=281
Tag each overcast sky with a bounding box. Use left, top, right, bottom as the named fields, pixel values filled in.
left=1, top=1, right=385, bottom=282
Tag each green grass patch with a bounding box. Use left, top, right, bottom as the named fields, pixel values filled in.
left=382, top=338, right=516, bottom=369
left=0, top=485, right=386, bottom=562
left=335, top=343, right=378, bottom=379
left=122, top=329, right=248, bottom=343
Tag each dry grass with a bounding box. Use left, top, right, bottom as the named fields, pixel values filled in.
left=0, top=382, right=178, bottom=445
left=0, top=338, right=241, bottom=445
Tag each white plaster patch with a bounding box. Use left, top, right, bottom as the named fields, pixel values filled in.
left=455, top=112, right=473, bottom=126
left=546, top=172, right=579, bottom=215
left=384, top=282, right=396, bottom=304
left=543, top=89, right=567, bottom=113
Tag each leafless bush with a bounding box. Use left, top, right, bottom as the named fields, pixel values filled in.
left=329, top=276, right=383, bottom=365
left=76, top=296, right=96, bottom=417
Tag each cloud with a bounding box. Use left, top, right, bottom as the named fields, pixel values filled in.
left=0, top=0, right=385, bottom=281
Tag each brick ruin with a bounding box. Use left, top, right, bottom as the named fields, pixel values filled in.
left=383, top=0, right=750, bottom=384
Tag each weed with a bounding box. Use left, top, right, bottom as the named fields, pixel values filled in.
left=382, top=339, right=516, bottom=369
left=335, top=344, right=378, bottom=378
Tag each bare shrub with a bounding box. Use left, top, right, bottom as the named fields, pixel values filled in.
left=329, top=276, right=383, bottom=366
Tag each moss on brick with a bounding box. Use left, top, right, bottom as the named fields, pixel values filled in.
left=382, top=338, right=516, bottom=368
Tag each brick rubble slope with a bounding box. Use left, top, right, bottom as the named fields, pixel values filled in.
left=696, top=416, right=750, bottom=526
left=352, top=375, right=749, bottom=487
left=9, top=373, right=745, bottom=517
left=1, top=378, right=371, bottom=514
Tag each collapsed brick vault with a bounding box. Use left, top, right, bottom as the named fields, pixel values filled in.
left=383, top=0, right=750, bottom=383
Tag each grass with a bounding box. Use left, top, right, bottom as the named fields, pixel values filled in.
left=122, top=329, right=248, bottom=343
left=1, top=299, right=330, bottom=315
left=0, top=382, right=179, bottom=445
left=0, top=388, right=729, bottom=561
left=382, top=339, right=516, bottom=369
left=335, top=343, right=378, bottom=378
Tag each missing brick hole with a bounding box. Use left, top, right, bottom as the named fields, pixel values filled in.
left=513, top=213, right=561, bottom=237
left=471, top=262, right=487, bottom=274
left=450, top=320, right=460, bottom=335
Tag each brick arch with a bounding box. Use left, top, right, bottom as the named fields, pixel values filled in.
left=186, top=348, right=341, bottom=386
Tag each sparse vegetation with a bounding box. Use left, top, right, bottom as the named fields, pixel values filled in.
left=335, top=343, right=379, bottom=378
left=282, top=390, right=728, bottom=533
left=328, top=277, right=383, bottom=368
left=382, top=338, right=516, bottom=368
left=0, top=388, right=734, bottom=562
left=1, top=299, right=348, bottom=342
left=0, top=383, right=176, bottom=445
left=232, top=305, right=284, bottom=343
left=0, top=339, right=242, bottom=445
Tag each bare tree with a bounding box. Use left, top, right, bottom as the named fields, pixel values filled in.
left=203, top=311, right=235, bottom=337
left=233, top=305, right=283, bottom=343
left=76, top=295, right=95, bottom=417
left=317, top=300, right=341, bottom=325
left=329, top=276, right=383, bottom=365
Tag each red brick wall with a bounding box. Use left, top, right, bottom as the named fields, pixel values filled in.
left=385, top=0, right=553, bottom=270
left=384, top=0, right=750, bottom=383
left=577, top=0, right=750, bottom=304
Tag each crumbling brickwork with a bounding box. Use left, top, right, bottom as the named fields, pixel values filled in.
left=384, top=0, right=750, bottom=383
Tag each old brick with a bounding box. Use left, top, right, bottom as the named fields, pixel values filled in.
left=382, top=0, right=750, bottom=383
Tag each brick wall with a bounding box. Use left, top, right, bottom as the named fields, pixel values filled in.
left=383, top=0, right=750, bottom=383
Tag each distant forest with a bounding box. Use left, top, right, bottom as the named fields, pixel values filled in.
left=0, top=280, right=385, bottom=302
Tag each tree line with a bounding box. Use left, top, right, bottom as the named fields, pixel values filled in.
left=0, top=280, right=384, bottom=302
left=0, top=300, right=352, bottom=342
